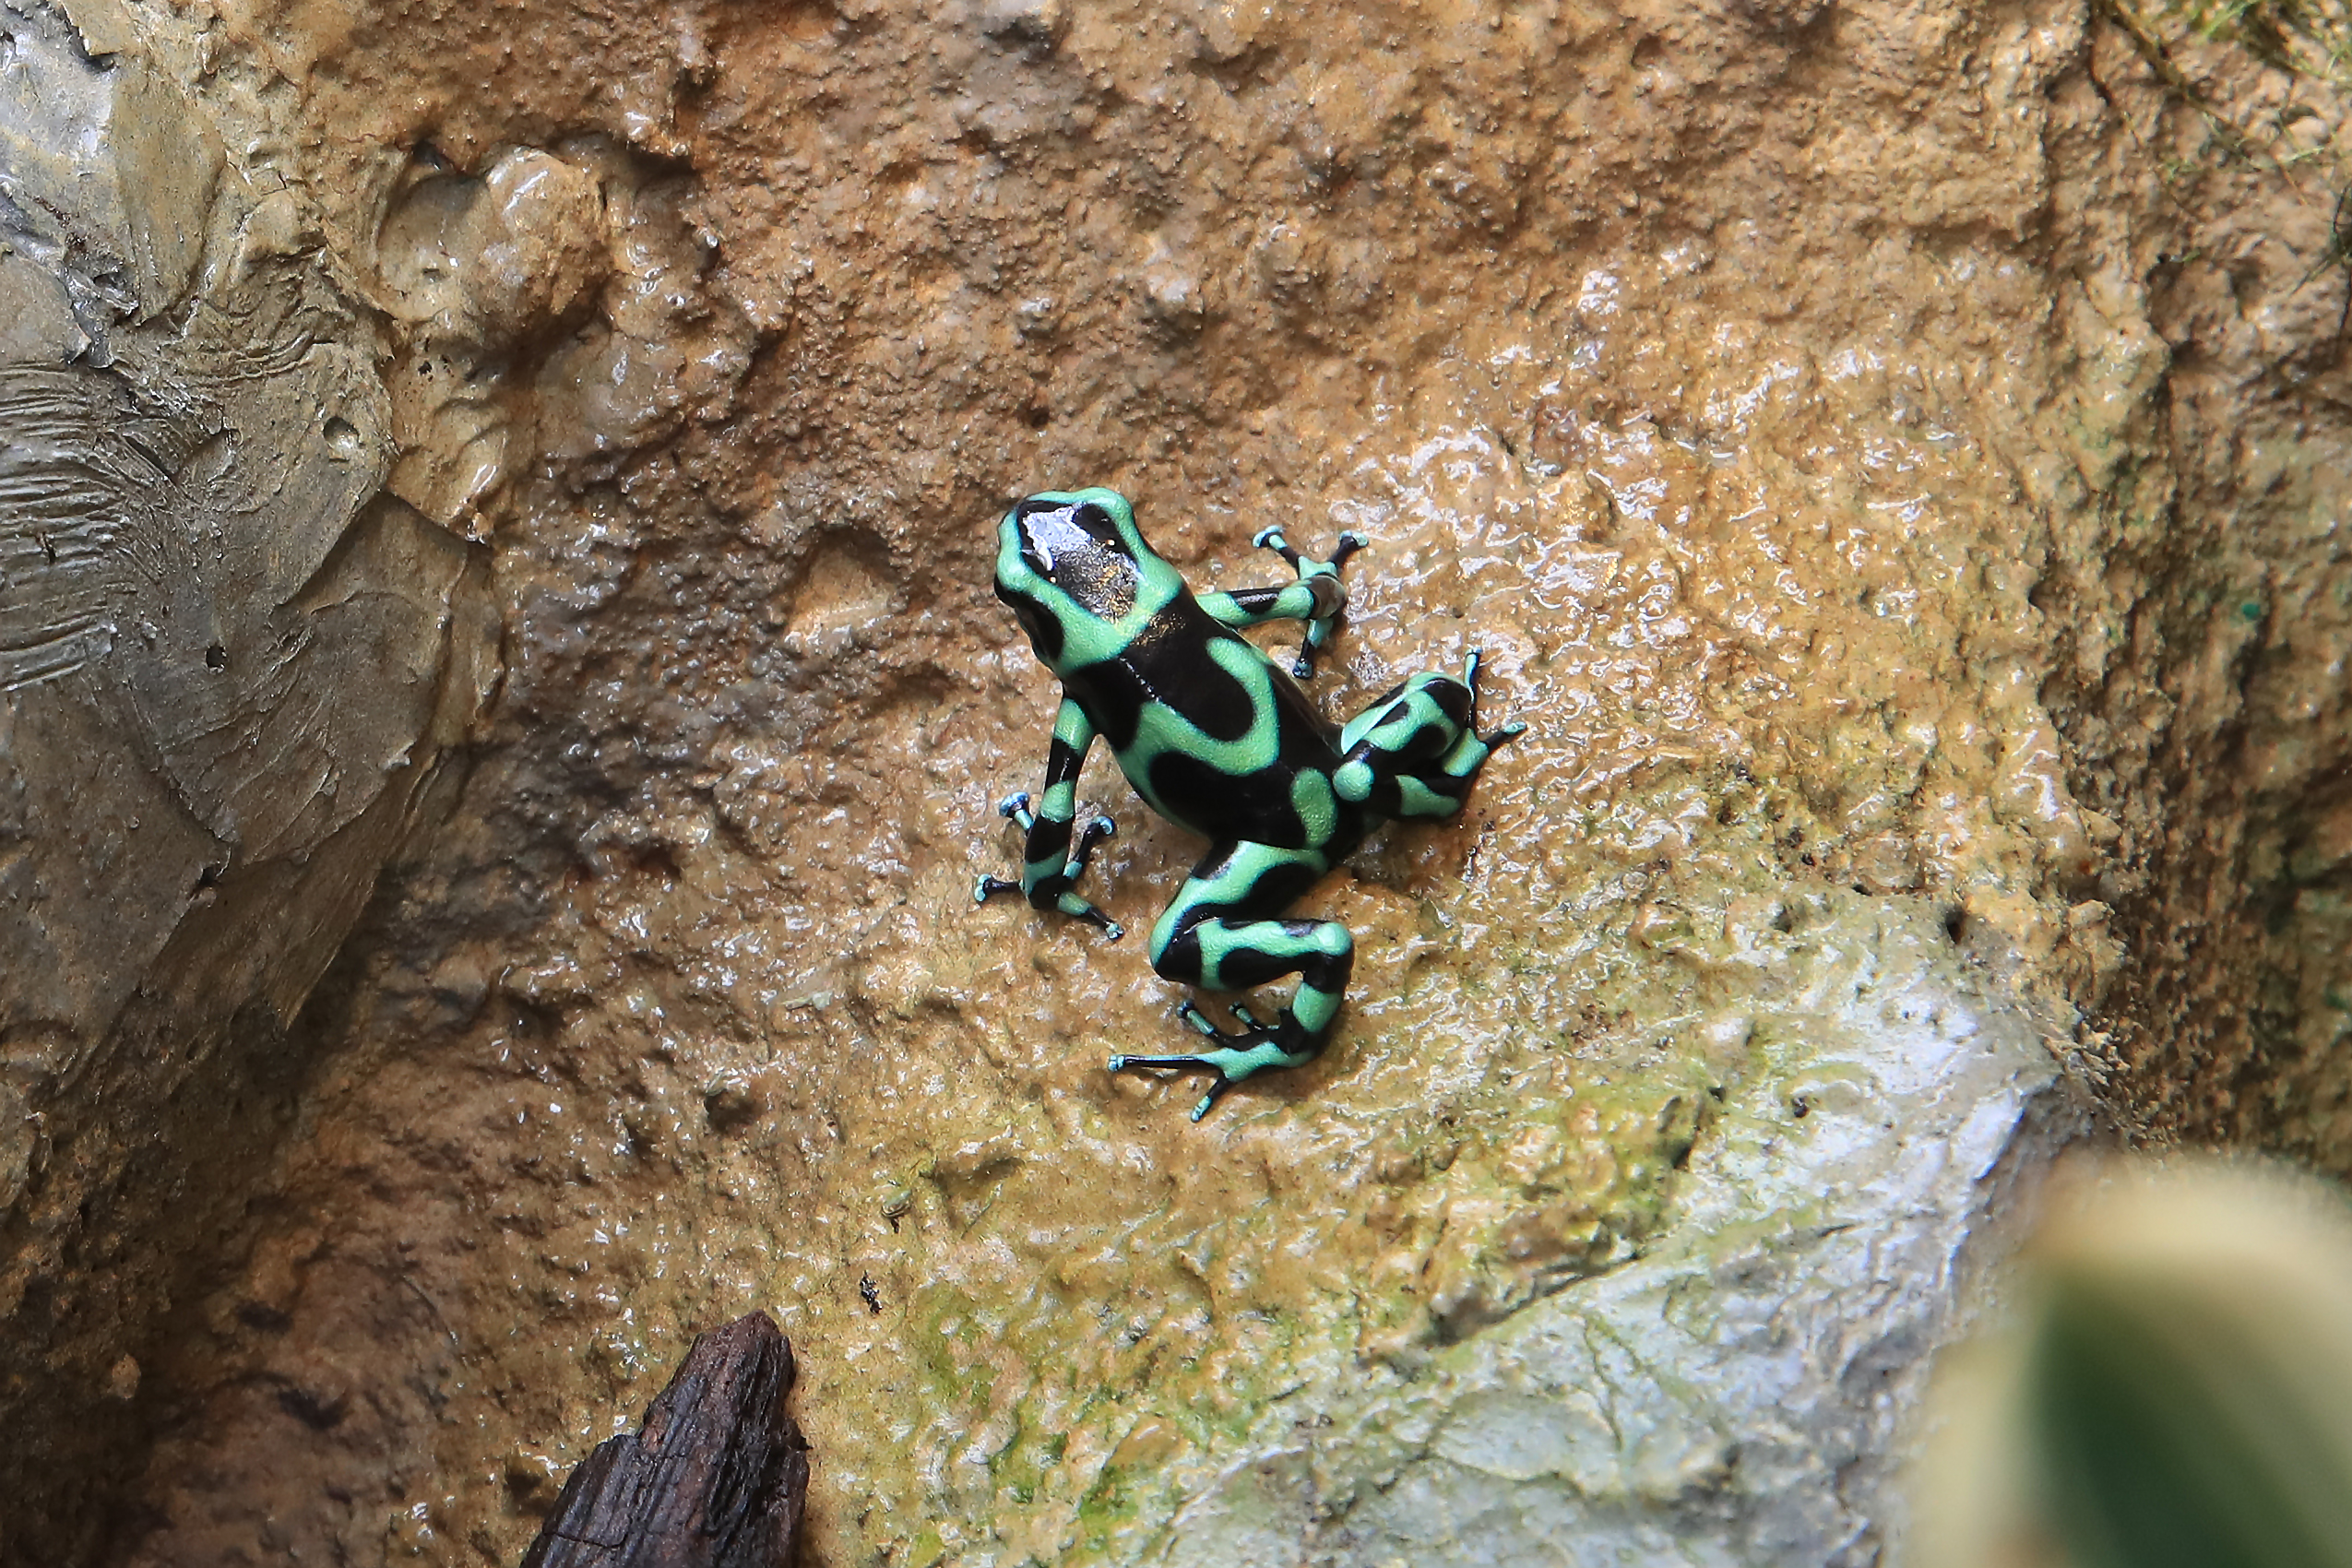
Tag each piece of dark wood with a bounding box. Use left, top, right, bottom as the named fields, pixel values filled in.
left=520, top=1311, right=810, bottom=1568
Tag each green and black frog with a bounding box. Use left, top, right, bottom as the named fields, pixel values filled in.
left=976, top=487, right=1522, bottom=1121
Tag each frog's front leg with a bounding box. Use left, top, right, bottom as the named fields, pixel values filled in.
left=1196, top=527, right=1368, bottom=679
left=975, top=696, right=1123, bottom=939
left=1108, top=841, right=1349, bottom=1121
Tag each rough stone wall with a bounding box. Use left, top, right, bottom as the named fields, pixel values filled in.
left=0, top=0, right=493, bottom=1553
left=1, top=0, right=2346, bottom=1564
left=2037, top=21, right=2352, bottom=1165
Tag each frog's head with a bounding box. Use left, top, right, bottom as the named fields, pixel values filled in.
left=994, top=487, right=1150, bottom=663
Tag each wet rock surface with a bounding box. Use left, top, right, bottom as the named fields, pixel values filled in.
left=2, top=0, right=2348, bottom=1564
left=1147, top=897, right=2085, bottom=1567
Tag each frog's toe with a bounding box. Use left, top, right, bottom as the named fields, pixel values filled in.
left=1482, top=719, right=1528, bottom=749
left=975, top=873, right=1020, bottom=905
left=1188, top=1081, right=1233, bottom=1122
left=1176, top=1001, right=1227, bottom=1039
left=1110, top=1050, right=1212, bottom=1079
left=1291, top=624, right=1342, bottom=681
left=1052, top=890, right=1123, bottom=939
left=1069, top=814, right=1117, bottom=867
left=1174, top=1000, right=1275, bottom=1041
left=996, top=790, right=1030, bottom=818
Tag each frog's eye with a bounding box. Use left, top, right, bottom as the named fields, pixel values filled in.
left=1069, top=502, right=1125, bottom=550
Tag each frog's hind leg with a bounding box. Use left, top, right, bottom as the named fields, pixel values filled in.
left=1333, top=649, right=1525, bottom=821
left=1109, top=842, right=1349, bottom=1121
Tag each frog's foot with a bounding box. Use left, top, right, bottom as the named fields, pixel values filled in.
left=1253, top=527, right=1370, bottom=679
left=972, top=873, right=1122, bottom=937
left=975, top=797, right=1123, bottom=938
left=1251, top=525, right=1369, bottom=573
left=1108, top=1003, right=1316, bottom=1121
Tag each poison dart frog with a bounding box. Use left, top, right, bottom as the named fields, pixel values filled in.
left=976, top=487, right=1523, bottom=1121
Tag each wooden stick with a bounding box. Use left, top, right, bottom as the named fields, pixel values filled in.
left=520, top=1312, right=810, bottom=1568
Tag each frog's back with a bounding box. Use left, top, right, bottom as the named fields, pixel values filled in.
left=1063, top=595, right=1346, bottom=851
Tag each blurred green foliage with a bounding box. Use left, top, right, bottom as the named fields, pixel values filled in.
left=2031, top=1270, right=2352, bottom=1568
